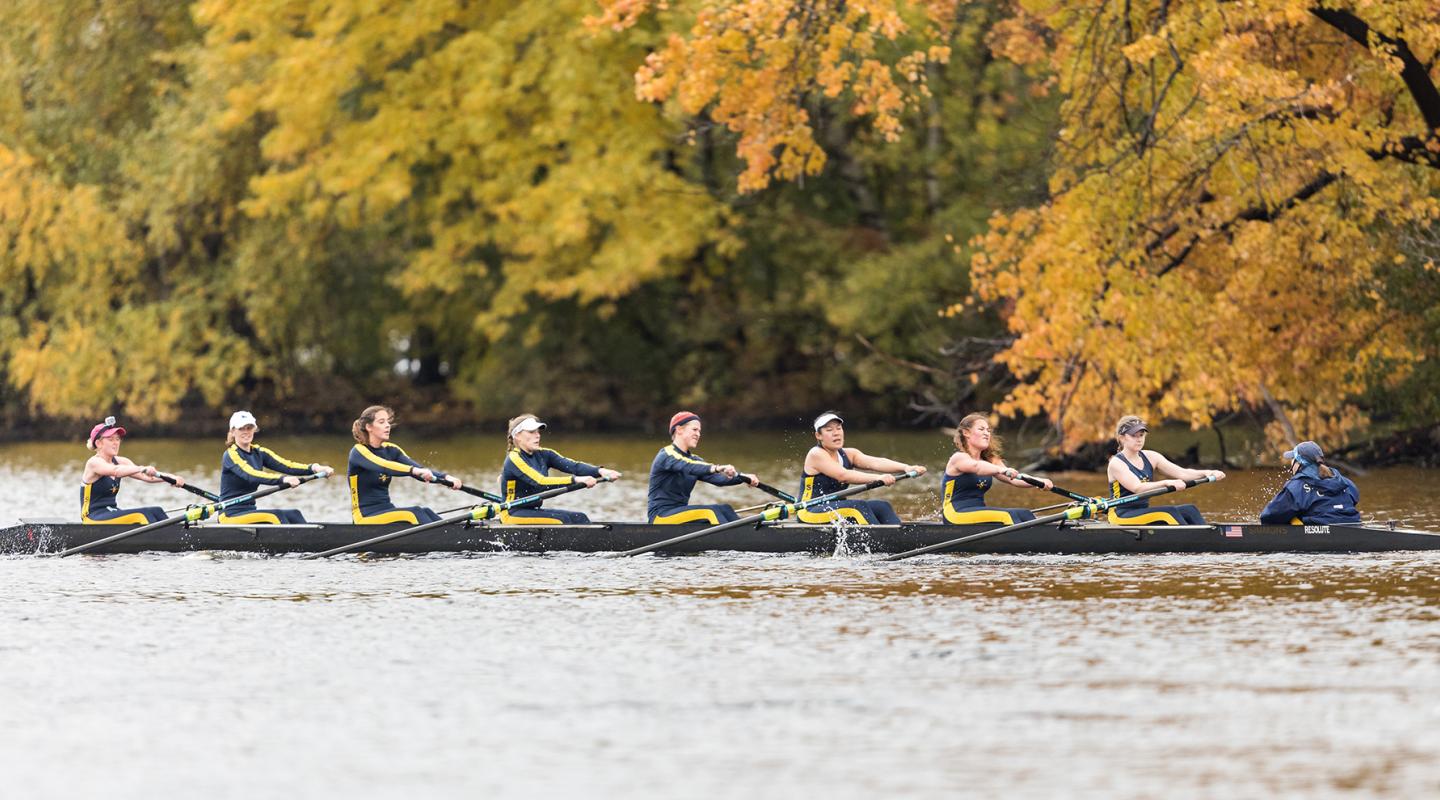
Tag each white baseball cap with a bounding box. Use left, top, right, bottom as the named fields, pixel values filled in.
left=229, top=410, right=258, bottom=429
left=511, top=418, right=547, bottom=436
left=812, top=411, right=844, bottom=431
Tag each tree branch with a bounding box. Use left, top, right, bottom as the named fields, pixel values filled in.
left=1310, top=7, right=1440, bottom=131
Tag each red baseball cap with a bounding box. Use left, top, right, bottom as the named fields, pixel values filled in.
left=668, top=411, right=700, bottom=434
left=87, top=416, right=127, bottom=449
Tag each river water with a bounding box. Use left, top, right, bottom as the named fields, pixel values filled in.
left=2, top=432, right=1438, bottom=798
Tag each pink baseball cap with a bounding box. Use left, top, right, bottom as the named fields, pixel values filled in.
left=87, top=416, right=127, bottom=449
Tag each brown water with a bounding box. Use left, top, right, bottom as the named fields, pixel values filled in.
left=2, top=433, right=1438, bottom=798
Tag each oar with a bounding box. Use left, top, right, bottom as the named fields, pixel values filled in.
left=303, top=477, right=614, bottom=559
left=159, top=474, right=220, bottom=502
left=1015, top=473, right=1090, bottom=503
left=884, top=476, right=1217, bottom=561
left=607, top=470, right=921, bottom=558
left=752, top=479, right=796, bottom=504
left=58, top=474, right=327, bottom=557
left=458, top=485, right=504, bottom=503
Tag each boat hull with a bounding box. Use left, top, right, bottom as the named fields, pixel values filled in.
left=2, top=520, right=1438, bottom=556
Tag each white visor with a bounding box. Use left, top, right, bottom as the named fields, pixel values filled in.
left=812, top=412, right=844, bottom=432
left=511, top=418, right=547, bottom=436
left=229, top=410, right=258, bottom=429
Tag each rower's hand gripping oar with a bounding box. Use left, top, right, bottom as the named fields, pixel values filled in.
left=158, top=474, right=220, bottom=503
left=303, top=476, right=615, bottom=559
left=57, top=473, right=329, bottom=557
left=607, top=470, right=921, bottom=558
left=883, top=476, right=1217, bottom=562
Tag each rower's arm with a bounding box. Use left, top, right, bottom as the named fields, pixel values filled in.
left=1259, top=484, right=1301, bottom=525
left=89, top=455, right=157, bottom=481
left=950, top=451, right=1017, bottom=480
left=255, top=445, right=314, bottom=476
left=1109, top=457, right=1173, bottom=493
left=541, top=449, right=601, bottom=479
left=385, top=443, right=446, bottom=480
left=226, top=446, right=286, bottom=485
left=808, top=448, right=881, bottom=485
left=1151, top=451, right=1225, bottom=482
left=510, top=450, right=573, bottom=487
left=352, top=444, right=422, bottom=477
left=847, top=448, right=925, bottom=477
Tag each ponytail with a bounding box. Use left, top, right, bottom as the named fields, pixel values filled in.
left=505, top=413, right=539, bottom=455
left=353, top=405, right=394, bottom=445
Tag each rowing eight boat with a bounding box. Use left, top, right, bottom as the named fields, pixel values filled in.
left=2, top=519, right=1436, bottom=556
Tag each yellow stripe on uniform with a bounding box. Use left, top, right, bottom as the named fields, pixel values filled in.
left=82, top=511, right=153, bottom=525
left=354, top=444, right=415, bottom=473
left=942, top=507, right=1019, bottom=525
left=1107, top=508, right=1181, bottom=525
left=508, top=450, right=572, bottom=486
left=941, top=480, right=1019, bottom=525
left=227, top=445, right=284, bottom=481
left=498, top=511, right=568, bottom=525
left=652, top=507, right=722, bottom=525
left=218, top=511, right=283, bottom=525
left=353, top=508, right=422, bottom=525
left=797, top=507, right=872, bottom=524
left=664, top=445, right=712, bottom=467
left=255, top=445, right=311, bottom=471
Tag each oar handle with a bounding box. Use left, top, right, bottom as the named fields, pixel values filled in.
left=883, top=475, right=1217, bottom=561
left=750, top=479, right=796, bottom=504
left=303, top=476, right=614, bottom=559
left=159, top=474, right=220, bottom=502
left=459, top=485, right=504, bottom=503
left=1016, top=473, right=1089, bottom=503
left=58, top=472, right=328, bottom=557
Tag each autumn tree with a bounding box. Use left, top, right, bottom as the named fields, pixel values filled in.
left=601, top=0, right=1440, bottom=450
left=969, top=1, right=1440, bottom=449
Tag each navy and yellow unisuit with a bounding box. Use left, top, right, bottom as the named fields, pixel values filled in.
left=1109, top=451, right=1205, bottom=525
left=348, top=442, right=447, bottom=525
left=797, top=448, right=900, bottom=525
left=218, top=444, right=312, bottom=524
left=81, top=459, right=165, bottom=525
left=940, top=469, right=1034, bottom=525
left=646, top=445, right=745, bottom=524
left=499, top=447, right=602, bottom=524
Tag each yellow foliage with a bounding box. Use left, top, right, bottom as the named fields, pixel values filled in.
left=592, top=0, right=962, bottom=192
left=974, top=1, right=1440, bottom=449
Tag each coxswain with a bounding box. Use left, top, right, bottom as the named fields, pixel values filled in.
left=347, top=405, right=461, bottom=524
left=647, top=411, right=758, bottom=524
left=499, top=414, right=621, bottom=524
left=1106, top=415, right=1224, bottom=524
left=942, top=413, right=1052, bottom=524
left=218, top=410, right=333, bottom=524
left=81, top=416, right=189, bottom=524
left=1259, top=441, right=1361, bottom=525
left=798, top=412, right=924, bottom=524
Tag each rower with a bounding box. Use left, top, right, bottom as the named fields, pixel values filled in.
left=647, top=411, right=758, bottom=524
left=347, top=405, right=461, bottom=524
left=1259, top=441, right=1360, bottom=525
left=218, top=410, right=333, bottom=524
left=1106, top=415, right=1224, bottom=525
left=798, top=412, right=923, bottom=524
left=81, top=416, right=190, bottom=525
left=499, top=413, right=621, bottom=524
left=942, top=413, right=1051, bottom=525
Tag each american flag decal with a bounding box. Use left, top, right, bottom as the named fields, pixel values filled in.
left=1223, top=526, right=1243, bottom=538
